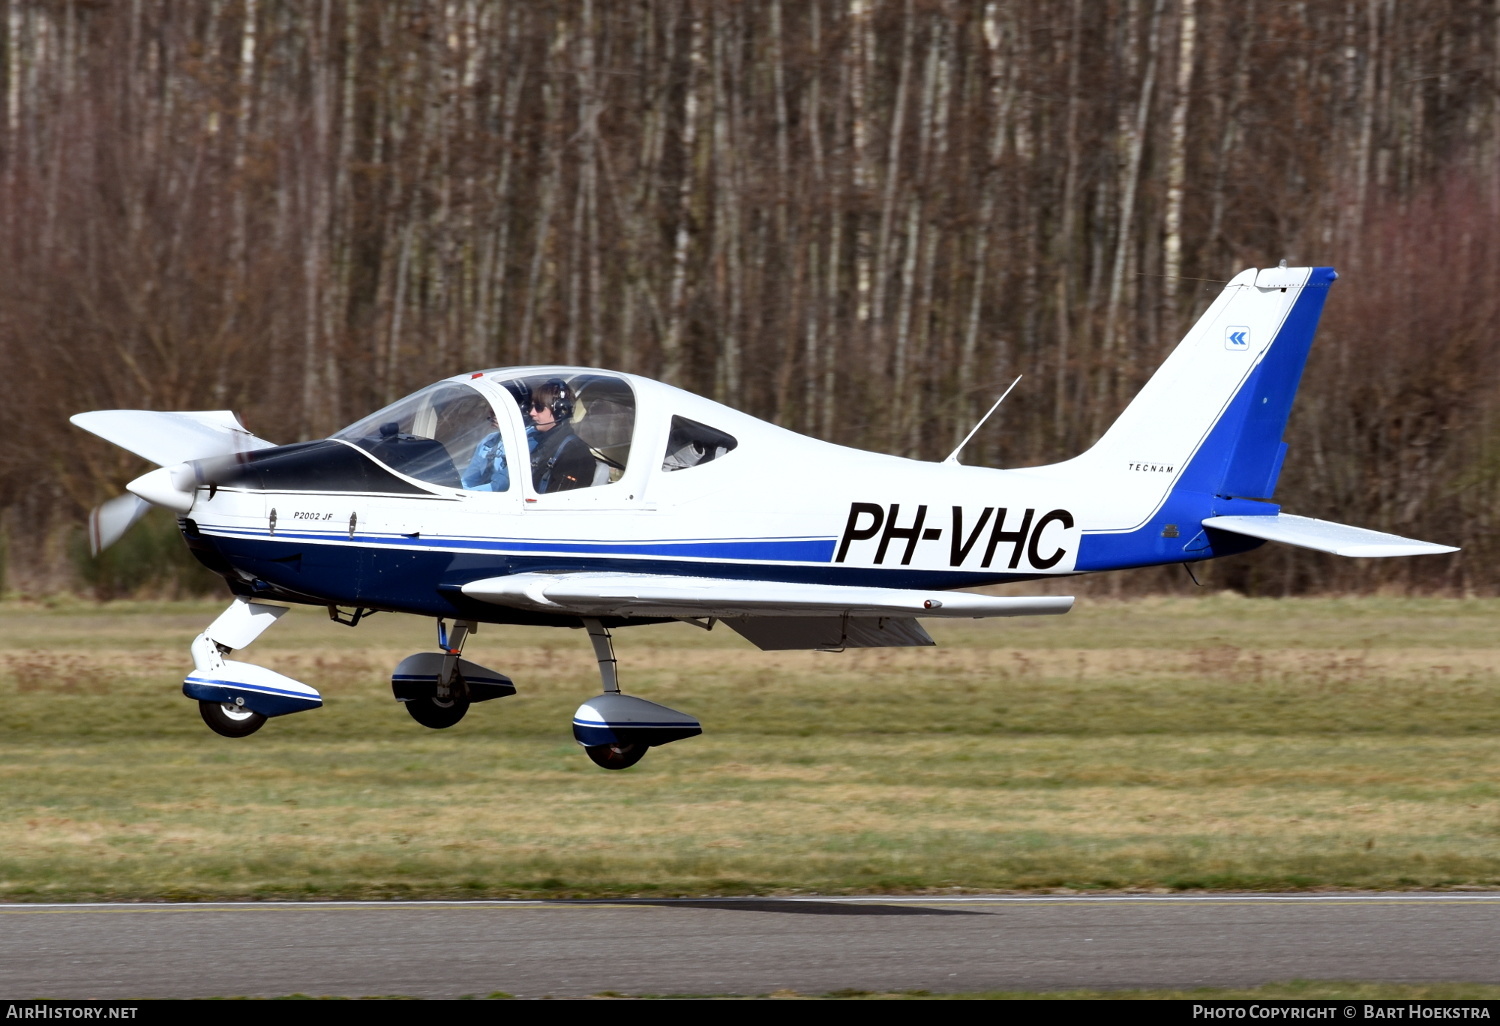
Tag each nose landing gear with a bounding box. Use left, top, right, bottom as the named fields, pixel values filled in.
left=183, top=597, right=323, bottom=737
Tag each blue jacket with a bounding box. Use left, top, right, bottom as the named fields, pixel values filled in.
left=461, top=426, right=538, bottom=491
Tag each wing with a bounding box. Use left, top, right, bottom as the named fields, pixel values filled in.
left=465, top=569, right=1068, bottom=619
left=1203, top=514, right=1457, bottom=557
left=462, top=572, right=1072, bottom=651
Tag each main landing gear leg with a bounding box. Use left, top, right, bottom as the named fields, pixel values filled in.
left=573, top=618, right=701, bottom=770
left=585, top=618, right=621, bottom=695
left=580, top=619, right=640, bottom=769
left=438, top=619, right=478, bottom=693
left=404, top=619, right=478, bottom=728
left=391, top=620, right=516, bottom=729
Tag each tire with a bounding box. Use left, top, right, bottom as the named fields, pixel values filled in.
left=584, top=742, right=648, bottom=770
left=404, top=694, right=470, bottom=729
left=199, top=700, right=266, bottom=738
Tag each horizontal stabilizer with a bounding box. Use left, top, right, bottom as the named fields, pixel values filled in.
left=1203, top=514, right=1458, bottom=558
left=462, top=571, right=1074, bottom=620
left=71, top=410, right=276, bottom=467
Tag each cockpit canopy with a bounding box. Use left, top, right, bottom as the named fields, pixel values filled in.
left=331, top=371, right=638, bottom=493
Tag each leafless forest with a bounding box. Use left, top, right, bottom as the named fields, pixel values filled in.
left=1, top=0, right=1496, bottom=596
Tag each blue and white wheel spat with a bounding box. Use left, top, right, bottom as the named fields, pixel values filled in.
left=182, top=597, right=322, bottom=718
left=572, top=692, right=703, bottom=749
left=183, top=660, right=322, bottom=717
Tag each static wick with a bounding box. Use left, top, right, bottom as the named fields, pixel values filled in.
left=943, top=375, right=1022, bottom=466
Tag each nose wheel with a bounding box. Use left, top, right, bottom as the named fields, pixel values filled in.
left=199, top=699, right=266, bottom=738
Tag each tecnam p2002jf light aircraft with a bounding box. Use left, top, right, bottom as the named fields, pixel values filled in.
left=73, top=265, right=1455, bottom=769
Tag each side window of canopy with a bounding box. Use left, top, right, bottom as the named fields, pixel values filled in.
left=332, top=382, right=498, bottom=490
left=491, top=372, right=637, bottom=494
left=662, top=416, right=737, bottom=472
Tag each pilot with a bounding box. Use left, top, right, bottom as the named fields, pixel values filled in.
left=528, top=378, right=597, bottom=493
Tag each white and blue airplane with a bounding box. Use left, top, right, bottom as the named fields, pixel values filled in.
left=72, top=264, right=1456, bottom=768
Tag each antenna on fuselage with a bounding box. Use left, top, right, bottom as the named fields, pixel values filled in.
left=943, top=375, right=1022, bottom=466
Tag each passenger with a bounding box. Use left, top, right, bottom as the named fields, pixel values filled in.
left=528, top=378, right=597, bottom=493
left=461, top=406, right=539, bottom=491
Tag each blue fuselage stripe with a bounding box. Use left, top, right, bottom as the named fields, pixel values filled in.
left=208, top=525, right=837, bottom=563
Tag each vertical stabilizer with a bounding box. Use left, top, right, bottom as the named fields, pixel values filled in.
left=1029, top=265, right=1337, bottom=532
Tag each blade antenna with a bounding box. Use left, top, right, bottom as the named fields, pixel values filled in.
left=943, top=375, right=1022, bottom=466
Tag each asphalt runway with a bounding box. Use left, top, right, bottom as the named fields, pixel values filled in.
left=3, top=894, right=1498, bottom=999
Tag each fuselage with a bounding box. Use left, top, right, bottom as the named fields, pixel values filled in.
left=179, top=365, right=1262, bottom=625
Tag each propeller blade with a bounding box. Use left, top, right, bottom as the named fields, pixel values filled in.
left=70, top=410, right=276, bottom=467
left=88, top=493, right=153, bottom=556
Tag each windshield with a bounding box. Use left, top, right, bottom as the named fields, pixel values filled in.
left=332, top=381, right=497, bottom=489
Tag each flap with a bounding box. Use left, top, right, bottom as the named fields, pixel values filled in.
left=461, top=571, right=1074, bottom=620
left=1203, top=514, right=1458, bottom=557
left=723, top=616, right=935, bottom=651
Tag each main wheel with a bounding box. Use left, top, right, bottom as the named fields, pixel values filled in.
left=585, top=742, right=648, bottom=770
left=404, top=693, right=470, bottom=729
left=199, top=700, right=266, bottom=738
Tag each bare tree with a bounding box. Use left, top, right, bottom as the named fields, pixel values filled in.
left=0, top=0, right=1496, bottom=595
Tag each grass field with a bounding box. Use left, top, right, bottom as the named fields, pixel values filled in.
left=1, top=594, right=1498, bottom=901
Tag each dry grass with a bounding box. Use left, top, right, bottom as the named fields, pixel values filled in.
left=1, top=596, right=1498, bottom=900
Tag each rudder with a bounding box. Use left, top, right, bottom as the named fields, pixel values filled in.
left=1197, top=267, right=1336, bottom=499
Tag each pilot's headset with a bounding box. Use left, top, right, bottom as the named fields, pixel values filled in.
left=503, top=380, right=534, bottom=423
left=534, top=378, right=576, bottom=423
